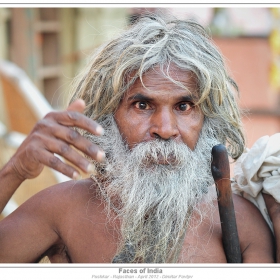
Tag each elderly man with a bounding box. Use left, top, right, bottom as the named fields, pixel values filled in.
left=0, top=15, right=276, bottom=263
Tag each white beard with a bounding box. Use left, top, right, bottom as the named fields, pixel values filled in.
left=87, top=115, right=219, bottom=263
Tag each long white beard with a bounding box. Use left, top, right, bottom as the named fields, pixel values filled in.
left=87, top=115, right=219, bottom=263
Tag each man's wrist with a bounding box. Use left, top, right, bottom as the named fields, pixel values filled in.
left=1, top=160, right=26, bottom=185
left=0, top=160, right=26, bottom=214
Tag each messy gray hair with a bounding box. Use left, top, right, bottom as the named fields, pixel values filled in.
left=69, top=14, right=245, bottom=159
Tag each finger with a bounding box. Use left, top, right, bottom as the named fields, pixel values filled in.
left=66, top=99, right=85, bottom=113
left=42, top=135, right=100, bottom=173
left=36, top=149, right=82, bottom=180
left=33, top=119, right=105, bottom=161
left=66, top=99, right=104, bottom=135
left=44, top=124, right=105, bottom=162
left=43, top=111, right=104, bottom=136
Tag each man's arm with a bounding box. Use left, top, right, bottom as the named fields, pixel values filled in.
left=234, top=194, right=275, bottom=263
left=263, top=193, right=280, bottom=262
left=0, top=180, right=82, bottom=263
left=0, top=99, right=105, bottom=213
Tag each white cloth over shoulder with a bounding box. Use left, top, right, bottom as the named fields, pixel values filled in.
left=231, top=133, right=280, bottom=232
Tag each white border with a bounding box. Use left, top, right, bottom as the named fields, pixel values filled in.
left=0, top=3, right=279, bottom=279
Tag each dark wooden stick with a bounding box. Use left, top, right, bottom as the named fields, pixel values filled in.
left=211, top=144, right=242, bottom=263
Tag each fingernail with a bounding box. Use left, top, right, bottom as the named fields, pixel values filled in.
left=96, top=126, right=104, bottom=136
left=72, top=171, right=81, bottom=180
left=97, top=150, right=106, bottom=162
left=87, top=163, right=96, bottom=174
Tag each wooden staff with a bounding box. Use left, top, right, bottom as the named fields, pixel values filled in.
left=211, top=144, right=242, bottom=263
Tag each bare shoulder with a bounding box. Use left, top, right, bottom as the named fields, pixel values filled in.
left=233, top=194, right=275, bottom=262
left=4, top=177, right=103, bottom=234
left=41, top=178, right=119, bottom=263
left=0, top=177, right=113, bottom=263
left=15, top=178, right=100, bottom=215
left=233, top=193, right=270, bottom=232
left=181, top=192, right=275, bottom=263
left=41, top=178, right=100, bottom=207
left=28, top=178, right=105, bottom=226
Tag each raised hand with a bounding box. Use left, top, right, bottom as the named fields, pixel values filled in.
left=9, top=99, right=105, bottom=181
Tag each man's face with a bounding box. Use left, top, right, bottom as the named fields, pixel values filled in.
left=91, top=66, right=217, bottom=262
left=114, top=65, right=204, bottom=150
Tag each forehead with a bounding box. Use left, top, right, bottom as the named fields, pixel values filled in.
left=126, top=65, right=198, bottom=98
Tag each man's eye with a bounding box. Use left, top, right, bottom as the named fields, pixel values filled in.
left=135, top=101, right=150, bottom=110
left=176, top=103, right=192, bottom=111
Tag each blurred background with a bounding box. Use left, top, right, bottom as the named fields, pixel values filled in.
left=0, top=7, right=280, bottom=218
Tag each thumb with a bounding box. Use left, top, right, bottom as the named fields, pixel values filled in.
left=66, top=99, right=86, bottom=113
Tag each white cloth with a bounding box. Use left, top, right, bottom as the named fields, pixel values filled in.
left=231, top=133, right=280, bottom=232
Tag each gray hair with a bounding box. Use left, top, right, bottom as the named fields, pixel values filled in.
left=70, top=14, right=245, bottom=159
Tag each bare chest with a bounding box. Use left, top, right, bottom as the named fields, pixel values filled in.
left=48, top=209, right=227, bottom=263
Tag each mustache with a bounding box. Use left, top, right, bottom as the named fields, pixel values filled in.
left=125, top=139, right=195, bottom=170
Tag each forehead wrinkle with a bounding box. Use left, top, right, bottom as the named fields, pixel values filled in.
left=123, top=66, right=199, bottom=103
left=127, top=91, right=198, bottom=104
left=127, top=93, right=154, bottom=102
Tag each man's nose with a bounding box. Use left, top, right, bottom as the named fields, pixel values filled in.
left=149, top=108, right=179, bottom=140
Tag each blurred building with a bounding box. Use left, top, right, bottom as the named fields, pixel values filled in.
left=0, top=7, right=279, bottom=148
